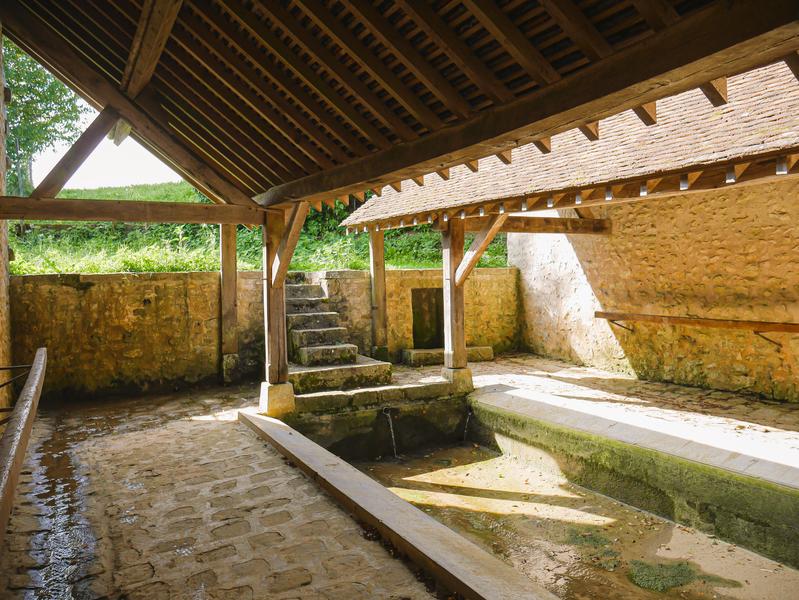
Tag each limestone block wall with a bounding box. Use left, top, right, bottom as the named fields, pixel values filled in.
left=9, top=267, right=520, bottom=396
left=508, top=179, right=799, bottom=401
left=384, top=268, right=520, bottom=362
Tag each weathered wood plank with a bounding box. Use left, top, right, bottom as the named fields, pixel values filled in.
left=122, top=0, right=182, bottom=98
left=455, top=213, right=507, bottom=286
left=0, top=196, right=265, bottom=224
left=31, top=107, right=118, bottom=198
left=465, top=216, right=611, bottom=234
left=596, top=312, right=799, bottom=333
left=0, top=348, right=47, bottom=549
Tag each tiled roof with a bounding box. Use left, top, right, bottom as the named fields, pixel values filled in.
left=342, top=62, right=799, bottom=227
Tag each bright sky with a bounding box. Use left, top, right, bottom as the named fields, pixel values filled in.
left=31, top=105, right=183, bottom=189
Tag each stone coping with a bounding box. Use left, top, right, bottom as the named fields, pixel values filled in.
left=472, top=387, right=799, bottom=491
left=239, top=409, right=555, bottom=600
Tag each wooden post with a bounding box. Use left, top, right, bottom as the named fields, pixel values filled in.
left=0, top=23, right=11, bottom=408
left=260, top=209, right=293, bottom=416
left=441, top=218, right=472, bottom=392
left=219, top=223, right=238, bottom=382
left=369, top=229, right=388, bottom=360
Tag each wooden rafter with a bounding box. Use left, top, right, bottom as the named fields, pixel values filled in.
left=785, top=51, right=799, bottom=81
left=699, top=77, right=728, bottom=106
left=632, top=102, right=657, bottom=126
left=32, top=107, right=118, bottom=198
left=296, top=0, right=443, bottom=132
left=341, top=0, right=472, bottom=119
left=0, top=3, right=256, bottom=207
left=258, top=1, right=417, bottom=142
left=110, top=0, right=182, bottom=144
left=537, top=0, right=612, bottom=61
left=0, top=196, right=266, bottom=224
left=257, top=1, right=799, bottom=207
left=462, top=0, right=561, bottom=86
left=394, top=0, right=513, bottom=105
left=631, top=0, right=679, bottom=31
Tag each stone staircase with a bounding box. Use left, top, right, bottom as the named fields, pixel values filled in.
left=285, top=273, right=392, bottom=394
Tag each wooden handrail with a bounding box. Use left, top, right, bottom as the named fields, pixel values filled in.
left=595, top=312, right=799, bottom=333
left=0, top=347, right=47, bottom=548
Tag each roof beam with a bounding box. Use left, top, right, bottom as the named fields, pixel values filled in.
left=785, top=51, right=799, bottom=81
left=537, top=0, right=613, bottom=61
left=256, top=1, right=799, bottom=206
left=258, top=1, right=417, bottom=142
left=394, top=0, right=514, bottom=105
left=631, top=0, right=679, bottom=32
left=463, top=216, right=610, bottom=235
left=0, top=196, right=265, bottom=224
left=455, top=213, right=507, bottom=286
left=699, top=77, right=728, bottom=106
left=111, top=0, right=182, bottom=144
left=462, top=0, right=561, bottom=86
left=222, top=0, right=391, bottom=150
left=296, top=0, right=444, bottom=132
left=341, top=0, right=472, bottom=119
left=31, top=107, right=118, bottom=198
left=0, top=2, right=256, bottom=207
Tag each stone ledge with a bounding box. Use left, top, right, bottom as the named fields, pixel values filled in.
left=469, top=393, right=799, bottom=568
left=402, top=346, right=494, bottom=367
left=294, top=380, right=454, bottom=414
left=239, top=410, right=555, bottom=600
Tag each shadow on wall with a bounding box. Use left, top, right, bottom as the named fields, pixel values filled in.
left=509, top=179, right=799, bottom=402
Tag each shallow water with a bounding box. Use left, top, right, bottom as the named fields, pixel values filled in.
left=357, top=444, right=799, bottom=600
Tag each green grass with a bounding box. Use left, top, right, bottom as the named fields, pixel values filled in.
left=9, top=182, right=507, bottom=275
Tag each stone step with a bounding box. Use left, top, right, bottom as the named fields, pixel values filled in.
left=296, top=343, right=358, bottom=366
left=286, top=311, right=340, bottom=331
left=402, top=346, right=494, bottom=367
left=286, top=271, right=307, bottom=284
left=286, top=297, right=330, bottom=314
left=289, top=355, right=392, bottom=394
left=290, top=327, right=348, bottom=351
left=285, top=283, right=325, bottom=299
left=294, top=379, right=454, bottom=414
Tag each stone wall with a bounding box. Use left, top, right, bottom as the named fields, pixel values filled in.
left=509, top=178, right=799, bottom=401
left=10, top=268, right=520, bottom=396
left=308, top=268, right=521, bottom=362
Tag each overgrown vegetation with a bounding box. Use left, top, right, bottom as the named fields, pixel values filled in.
left=9, top=182, right=507, bottom=275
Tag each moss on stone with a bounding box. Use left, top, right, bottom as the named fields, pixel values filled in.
left=469, top=400, right=799, bottom=568
left=627, top=560, right=697, bottom=592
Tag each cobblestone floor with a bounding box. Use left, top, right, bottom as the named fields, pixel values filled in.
left=0, top=385, right=435, bottom=599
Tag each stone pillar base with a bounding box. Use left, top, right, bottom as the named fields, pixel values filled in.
left=222, top=353, right=240, bottom=383
left=441, top=367, right=474, bottom=394
left=371, top=345, right=390, bottom=362
left=259, top=382, right=295, bottom=418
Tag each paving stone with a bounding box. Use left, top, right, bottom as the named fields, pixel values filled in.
left=268, top=567, right=313, bottom=593
left=196, top=545, right=237, bottom=563
left=259, top=510, right=292, bottom=527
left=248, top=531, right=285, bottom=549
left=211, top=519, right=251, bottom=540
left=116, top=562, right=154, bottom=586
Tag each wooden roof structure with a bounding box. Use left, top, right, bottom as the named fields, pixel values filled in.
left=1, top=0, right=799, bottom=214
left=342, top=61, right=799, bottom=231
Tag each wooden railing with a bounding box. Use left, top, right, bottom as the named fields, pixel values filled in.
left=0, top=347, right=47, bottom=548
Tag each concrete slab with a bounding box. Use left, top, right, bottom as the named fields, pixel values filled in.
left=239, top=410, right=556, bottom=600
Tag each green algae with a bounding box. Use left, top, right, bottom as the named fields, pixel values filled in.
left=627, top=560, right=742, bottom=593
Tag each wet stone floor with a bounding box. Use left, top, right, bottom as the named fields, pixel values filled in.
left=0, top=385, right=435, bottom=600
left=358, top=445, right=799, bottom=600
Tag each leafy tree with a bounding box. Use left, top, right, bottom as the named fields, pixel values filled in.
left=3, top=38, right=89, bottom=194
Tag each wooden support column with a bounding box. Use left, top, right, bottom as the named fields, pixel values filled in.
left=0, top=22, right=11, bottom=408
left=260, top=204, right=308, bottom=417
left=369, top=230, right=388, bottom=360
left=441, top=218, right=472, bottom=392
left=220, top=223, right=238, bottom=382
